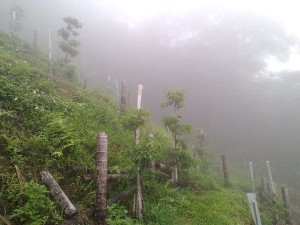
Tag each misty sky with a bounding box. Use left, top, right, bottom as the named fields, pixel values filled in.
left=2, top=0, right=300, bottom=196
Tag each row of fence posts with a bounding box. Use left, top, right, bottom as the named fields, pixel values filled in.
left=220, top=155, right=292, bottom=224
left=38, top=81, right=144, bottom=224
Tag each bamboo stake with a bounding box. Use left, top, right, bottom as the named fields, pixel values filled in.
left=95, top=132, right=108, bottom=225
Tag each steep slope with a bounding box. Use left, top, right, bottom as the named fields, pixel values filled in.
left=0, top=32, right=256, bottom=225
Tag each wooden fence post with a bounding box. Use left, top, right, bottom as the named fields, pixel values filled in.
left=282, top=187, right=292, bottom=224
left=221, top=155, right=229, bottom=186
left=249, top=162, right=255, bottom=192
left=95, top=132, right=108, bottom=225
left=266, top=161, right=276, bottom=195
left=40, top=171, right=77, bottom=217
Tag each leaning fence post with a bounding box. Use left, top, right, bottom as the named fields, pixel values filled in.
left=40, top=171, right=77, bottom=217
left=95, top=132, right=108, bottom=225
left=221, top=155, right=229, bottom=186
left=266, top=161, right=276, bottom=195
left=282, top=187, right=292, bottom=224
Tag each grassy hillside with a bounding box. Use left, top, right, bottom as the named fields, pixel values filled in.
left=0, top=32, right=265, bottom=225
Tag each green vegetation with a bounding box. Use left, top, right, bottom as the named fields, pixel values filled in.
left=0, top=32, right=270, bottom=224
left=57, top=16, right=82, bottom=80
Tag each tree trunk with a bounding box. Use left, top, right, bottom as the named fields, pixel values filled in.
left=40, top=171, right=77, bottom=217
left=95, top=132, right=108, bottom=225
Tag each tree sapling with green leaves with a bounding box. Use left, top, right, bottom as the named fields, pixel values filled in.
left=161, top=90, right=192, bottom=185
left=57, top=16, right=82, bottom=80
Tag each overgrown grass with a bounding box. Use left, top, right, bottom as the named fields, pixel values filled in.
left=0, top=32, right=271, bottom=225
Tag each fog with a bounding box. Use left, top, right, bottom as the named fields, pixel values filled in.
left=2, top=0, right=300, bottom=199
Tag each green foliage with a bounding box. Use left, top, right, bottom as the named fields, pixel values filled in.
left=161, top=90, right=185, bottom=109
left=57, top=17, right=82, bottom=53
left=143, top=197, right=181, bottom=225
left=121, top=108, right=150, bottom=133
left=13, top=182, right=61, bottom=225
left=107, top=203, right=139, bottom=225
left=163, top=115, right=192, bottom=136
left=58, top=16, right=82, bottom=80
left=0, top=32, right=274, bottom=225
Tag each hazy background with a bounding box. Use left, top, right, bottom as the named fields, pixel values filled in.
left=2, top=0, right=300, bottom=201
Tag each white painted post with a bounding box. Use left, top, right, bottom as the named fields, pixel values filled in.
left=249, top=162, right=255, bottom=192
left=266, top=161, right=276, bottom=195
left=12, top=10, right=16, bottom=35
left=136, top=84, right=143, bottom=220
left=115, top=79, right=119, bottom=101
left=247, top=193, right=262, bottom=225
